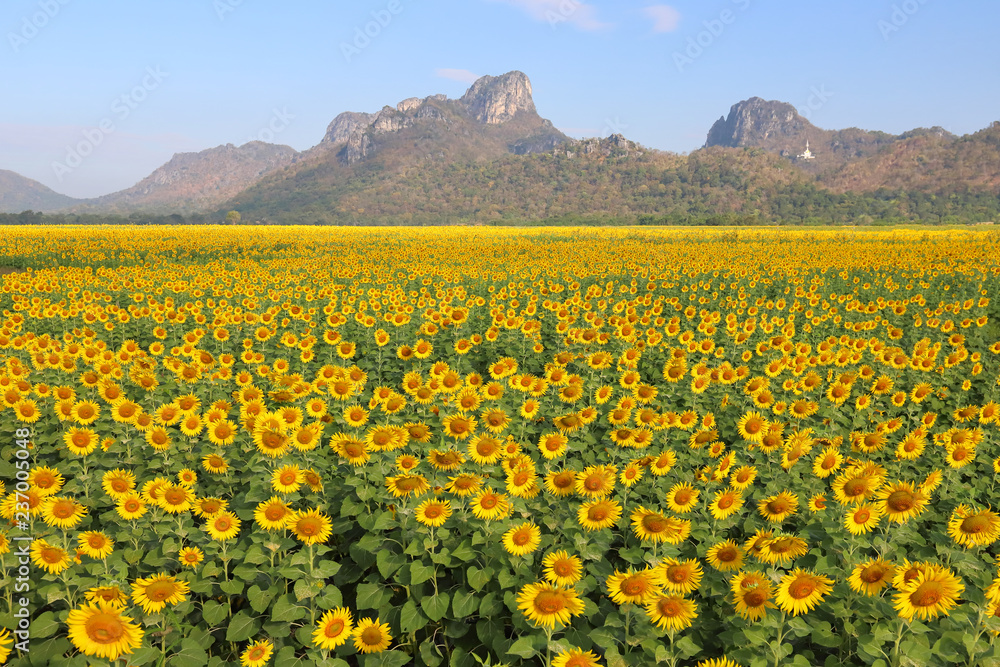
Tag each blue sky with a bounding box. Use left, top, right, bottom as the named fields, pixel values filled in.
left=1, top=0, right=997, bottom=198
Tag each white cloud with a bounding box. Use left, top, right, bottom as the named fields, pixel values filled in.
left=435, top=68, right=481, bottom=84
left=643, top=4, right=681, bottom=33
left=487, top=0, right=612, bottom=31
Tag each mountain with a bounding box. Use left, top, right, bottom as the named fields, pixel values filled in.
left=226, top=71, right=575, bottom=221
left=0, top=170, right=81, bottom=213
left=69, top=142, right=299, bottom=214
left=2, top=75, right=997, bottom=224
left=704, top=97, right=956, bottom=172
left=823, top=123, right=1000, bottom=193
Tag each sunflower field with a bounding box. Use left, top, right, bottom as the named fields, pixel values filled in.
left=1, top=225, right=999, bottom=667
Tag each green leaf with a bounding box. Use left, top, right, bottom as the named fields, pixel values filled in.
left=29, top=611, right=59, bottom=639
left=272, top=594, right=308, bottom=622
left=362, top=651, right=412, bottom=667
left=315, top=559, right=341, bottom=579
left=220, top=579, right=245, bottom=595
left=226, top=610, right=259, bottom=642
left=400, top=600, right=428, bottom=634
left=674, top=635, right=701, bottom=658
left=356, top=582, right=390, bottom=610
left=295, top=577, right=322, bottom=602
left=410, top=562, right=436, bottom=586
left=247, top=584, right=276, bottom=614
left=452, top=540, right=476, bottom=562
left=202, top=600, right=229, bottom=626
left=168, top=639, right=208, bottom=667
left=451, top=589, right=478, bottom=618
left=508, top=635, right=541, bottom=659
left=377, top=550, right=405, bottom=578
left=421, top=592, right=450, bottom=622
left=787, top=616, right=811, bottom=637
left=467, top=566, right=492, bottom=591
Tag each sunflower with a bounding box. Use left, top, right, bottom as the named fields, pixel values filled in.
left=517, top=582, right=584, bottom=629
left=776, top=569, right=834, bottom=616
left=645, top=594, right=697, bottom=631
left=202, top=453, right=230, bottom=475
left=660, top=558, right=704, bottom=595
left=288, top=509, right=333, bottom=545
left=893, top=566, right=964, bottom=620
left=947, top=505, right=1000, bottom=548
left=831, top=469, right=881, bottom=505
left=945, top=441, right=976, bottom=469
left=542, top=551, right=583, bottom=587
left=386, top=474, right=430, bottom=499
left=240, top=639, right=273, bottom=667
left=271, top=465, right=303, bottom=494
left=29, top=465, right=65, bottom=496
left=353, top=617, right=392, bottom=654
left=736, top=411, right=767, bottom=444
left=467, top=435, right=504, bottom=465
left=607, top=567, right=665, bottom=606
left=731, top=571, right=775, bottom=622
left=84, top=585, right=129, bottom=608
left=470, top=489, right=511, bottom=521
left=729, top=465, right=757, bottom=490
left=442, top=414, right=476, bottom=440
left=157, top=484, right=194, bottom=514
left=631, top=507, right=690, bottom=544
left=844, top=503, right=882, bottom=535
left=552, top=647, right=602, bottom=667
left=848, top=559, right=896, bottom=596
left=876, top=481, right=928, bottom=524
left=254, top=497, right=293, bottom=531
left=415, top=499, right=453, bottom=528
left=503, top=522, right=541, bottom=557
left=706, top=540, right=744, bottom=572
left=649, top=450, right=677, bottom=476
left=757, top=535, right=809, bottom=566
left=41, top=496, right=87, bottom=529
left=544, top=469, right=578, bottom=497
left=313, top=607, right=354, bottom=650
left=66, top=602, right=144, bottom=661
left=538, top=432, right=569, bottom=459
left=666, top=483, right=699, bottom=514
left=445, top=474, right=482, bottom=497
left=116, top=494, right=147, bottom=521
left=696, top=659, right=745, bottom=667
left=808, top=494, right=827, bottom=512
left=709, top=487, right=745, bottom=520
left=178, top=546, right=204, bottom=569
left=428, top=449, right=466, bottom=471
left=30, top=538, right=72, bottom=575
left=812, top=447, right=843, bottom=479
left=78, top=531, right=114, bottom=560
left=64, top=427, right=99, bottom=455
left=206, top=512, right=242, bottom=541
left=131, top=573, right=190, bottom=614
left=575, top=465, right=617, bottom=498
left=893, top=559, right=935, bottom=591
left=577, top=498, right=623, bottom=531
left=330, top=434, right=370, bottom=466
left=757, top=491, right=799, bottom=523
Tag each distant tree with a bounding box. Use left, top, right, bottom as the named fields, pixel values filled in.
left=226, top=210, right=242, bottom=225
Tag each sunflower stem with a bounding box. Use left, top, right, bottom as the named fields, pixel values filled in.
left=771, top=611, right=787, bottom=667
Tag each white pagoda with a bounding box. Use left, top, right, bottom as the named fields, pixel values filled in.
left=797, top=140, right=815, bottom=160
